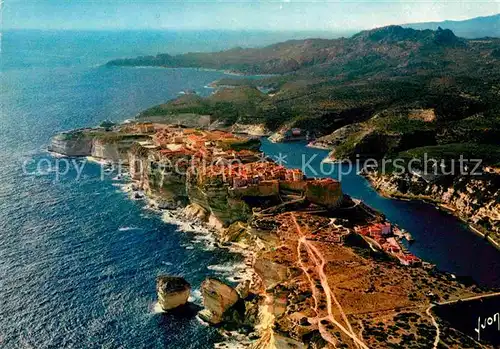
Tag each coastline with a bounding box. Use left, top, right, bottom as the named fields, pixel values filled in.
left=121, top=182, right=268, bottom=347
left=287, top=144, right=500, bottom=251
left=306, top=142, right=333, bottom=151
left=362, top=172, right=500, bottom=251
left=47, top=122, right=500, bottom=348
left=9, top=23, right=500, bottom=347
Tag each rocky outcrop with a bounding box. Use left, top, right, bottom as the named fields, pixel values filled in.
left=186, top=180, right=252, bottom=228
left=231, top=123, right=270, bottom=137
left=198, top=278, right=241, bottom=324
left=182, top=203, right=209, bottom=222
left=48, top=131, right=93, bottom=156
left=156, top=275, right=191, bottom=311
left=309, top=123, right=363, bottom=150
left=50, top=130, right=149, bottom=161
left=369, top=172, right=500, bottom=247
left=304, top=179, right=343, bottom=209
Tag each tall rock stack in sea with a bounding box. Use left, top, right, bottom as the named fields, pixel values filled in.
left=198, top=278, right=241, bottom=324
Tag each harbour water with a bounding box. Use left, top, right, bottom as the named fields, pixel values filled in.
left=1, top=30, right=499, bottom=348
left=261, top=139, right=500, bottom=288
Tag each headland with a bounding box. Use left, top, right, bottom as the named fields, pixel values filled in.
left=49, top=121, right=498, bottom=348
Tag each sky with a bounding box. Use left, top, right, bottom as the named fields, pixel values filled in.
left=3, top=0, right=500, bottom=31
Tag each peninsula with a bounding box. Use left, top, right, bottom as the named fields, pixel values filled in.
left=50, top=121, right=498, bottom=348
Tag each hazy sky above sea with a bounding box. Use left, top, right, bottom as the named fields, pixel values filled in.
left=4, top=0, right=500, bottom=31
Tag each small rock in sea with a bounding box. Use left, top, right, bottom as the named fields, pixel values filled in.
left=156, top=275, right=191, bottom=311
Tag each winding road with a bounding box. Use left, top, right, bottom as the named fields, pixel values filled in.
left=291, top=213, right=369, bottom=349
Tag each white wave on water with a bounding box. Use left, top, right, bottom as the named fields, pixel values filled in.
left=47, top=152, right=68, bottom=158
left=188, top=288, right=202, bottom=305
left=207, top=262, right=251, bottom=283
left=118, top=227, right=140, bottom=232
left=152, top=301, right=165, bottom=314
left=161, top=210, right=218, bottom=251
left=192, top=234, right=214, bottom=243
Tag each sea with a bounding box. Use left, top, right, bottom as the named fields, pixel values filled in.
left=1, top=30, right=499, bottom=348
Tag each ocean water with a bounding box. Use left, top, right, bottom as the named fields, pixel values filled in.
left=0, top=30, right=283, bottom=348
left=1, top=29, right=500, bottom=349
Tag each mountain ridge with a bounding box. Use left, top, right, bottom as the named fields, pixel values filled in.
left=404, top=13, right=500, bottom=38
left=106, top=25, right=487, bottom=76
left=107, top=24, right=500, bottom=167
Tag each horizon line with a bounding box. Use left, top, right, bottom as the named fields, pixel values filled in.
left=3, top=12, right=499, bottom=32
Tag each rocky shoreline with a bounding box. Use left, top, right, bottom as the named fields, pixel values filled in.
left=363, top=171, right=500, bottom=250
left=49, top=122, right=499, bottom=348
left=122, top=182, right=268, bottom=347
left=297, top=130, right=500, bottom=251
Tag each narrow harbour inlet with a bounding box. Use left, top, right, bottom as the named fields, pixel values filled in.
left=261, top=138, right=500, bottom=289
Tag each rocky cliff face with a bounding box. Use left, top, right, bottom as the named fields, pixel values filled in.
left=48, top=132, right=93, bottom=156
left=91, top=139, right=128, bottom=163
left=231, top=123, right=270, bottom=137
left=369, top=172, right=500, bottom=246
